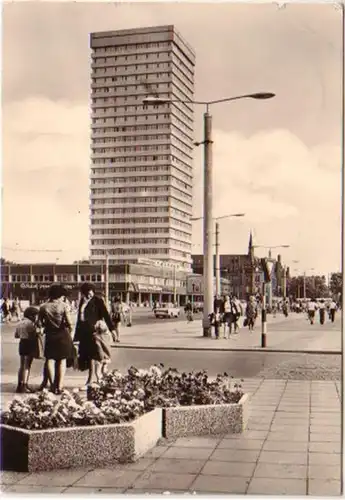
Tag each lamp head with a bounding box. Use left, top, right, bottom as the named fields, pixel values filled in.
left=249, top=92, right=275, bottom=100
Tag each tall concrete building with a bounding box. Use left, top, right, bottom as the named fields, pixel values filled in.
left=89, top=25, right=195, bottom=269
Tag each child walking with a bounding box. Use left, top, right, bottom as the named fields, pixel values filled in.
left=93, top=319, right=112, bottom=382
left=15, top=306, right=43, bottom=393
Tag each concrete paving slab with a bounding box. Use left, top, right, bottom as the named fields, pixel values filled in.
left=270, top=424, right=309, bottom=433
left=309, top=433, right=340, bottom=443
left=308, top=453, right=341, bottom=466
left=148, top=458, right=205, bottom=475
left=217, top=438, right=264, bottom=450
left=254, top=462, right=307, bottom=479
left=210, top=448, right=261, bottom=463
left=131, top=471, right=196, bottom=491
left=309, top=442, right=341, bottom=454
left=73, top=469, right=142, bottom=489
left=258, top=451, right=308, bottom=465
left=266, top=431, right=309, bottom=442
left=145, top=446, right=169, bottom=459
left=16, top=468, right=91, bottom=487
left=161, top=447, right=213, bottom=460
left=123, top=458, right=157, bottom=471
left=308, top=465, right=341, bottom=480
left=262, top=440, right=309, bottom=452
left=0, top=472, right=31, bottom=485
left=191, top=475, right=249, bottom=494
left=246, top=422, right=271, bottom=431
left=223, top=430, right=268, bottom=440
left=310, top=425, right=341, bottom=433
left=171, top=437, right=221, bottom=448
left=62, top=486, right=126, bottom=494
left=200, top=460, right=256, bottom=478
left=308, top=479, right=341, bottom=496
left=4, top=485, right=65, bottom=493
left=247, top=477, right=307, bottom=495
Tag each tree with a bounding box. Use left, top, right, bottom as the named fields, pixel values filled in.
left=0, top=257, right=15, bottom=265
left=330, top=272, right=342, bottom=296
left=288, top=274, right=329, bottom=299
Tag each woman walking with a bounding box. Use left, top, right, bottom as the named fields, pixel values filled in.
left=74, top=283, right=116, bottom=386
left=38, top=285, right=73, bottom=394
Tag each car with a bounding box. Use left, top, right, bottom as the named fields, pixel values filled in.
left=154, top=303, right=180, bottom=319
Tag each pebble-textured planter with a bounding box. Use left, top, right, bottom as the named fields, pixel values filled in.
left=0, top=408, right=162, bottom=472
left=163, top=394, right=249, bottom=439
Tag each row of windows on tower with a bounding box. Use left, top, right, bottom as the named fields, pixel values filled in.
left=92, top=41, right=194, bottom=78
left=91, top=216, right=191, bottom=229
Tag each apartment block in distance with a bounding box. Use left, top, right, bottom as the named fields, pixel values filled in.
left=90, top=25, right=195, bottom=269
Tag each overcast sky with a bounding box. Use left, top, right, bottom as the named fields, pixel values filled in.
left=2, top=1, right=342, bottom=276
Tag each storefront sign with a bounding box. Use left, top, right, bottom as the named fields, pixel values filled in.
left=137, top=284, right=163, bottom=293
left=19, top=283, right=76, bottom=290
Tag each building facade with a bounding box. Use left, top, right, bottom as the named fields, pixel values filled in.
left=0, top=262, right=190, bottom=306
left=90, top=25, right=195, bottom=269
left=191, top=233, right=263, bottom=300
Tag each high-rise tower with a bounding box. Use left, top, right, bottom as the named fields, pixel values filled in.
left=89, top=26, right=195, bottom=269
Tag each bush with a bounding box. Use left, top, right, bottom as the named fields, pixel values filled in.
left=87, top=365, right=243, bottom=411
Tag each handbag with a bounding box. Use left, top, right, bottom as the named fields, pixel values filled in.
left=243, top=318, right=248, bottom=327
left=67, top=344, right=79, bottom=370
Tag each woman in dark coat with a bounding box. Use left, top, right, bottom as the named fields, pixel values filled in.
left=38, top=285, right=73, bottom=394
left=74, top=283, right=116, bottom=386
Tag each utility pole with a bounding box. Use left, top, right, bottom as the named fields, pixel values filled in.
left=202, top=111, right=214, bottom=337
left=105, top=252, right=110, bottom=311
left=215, top=221, right=221, bottom=297
left=261, top=282, right=267, bottom=347
left=173, top=265, right=177, bottom=305
left=303, top=272, right=306, bottom=300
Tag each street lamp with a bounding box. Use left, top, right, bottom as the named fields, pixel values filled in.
left=191, top=213, right=245, bottom=296
left=293, top=261, right=315, bottom=299
left=144, top=92, right=275, bottom=337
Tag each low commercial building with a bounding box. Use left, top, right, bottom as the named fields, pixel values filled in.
left=0, top=261, right=190, bottom=306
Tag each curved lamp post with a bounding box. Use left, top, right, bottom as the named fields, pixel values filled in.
left=143, top=92, right=275, bottom=337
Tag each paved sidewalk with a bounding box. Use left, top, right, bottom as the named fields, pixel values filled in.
left=0, top=379, right=341, bottom=495
left=113, top=314, right=340, bottom=352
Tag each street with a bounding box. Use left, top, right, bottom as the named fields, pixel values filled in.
left=1, top=311, right=341, bottom=384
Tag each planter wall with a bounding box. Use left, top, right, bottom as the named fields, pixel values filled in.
left=1, top=408, right=162, bottom=472
left=163, top=394, right=249, bottom=439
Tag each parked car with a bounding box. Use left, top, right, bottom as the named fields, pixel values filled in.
left=154, top=303, right=180, bottom=319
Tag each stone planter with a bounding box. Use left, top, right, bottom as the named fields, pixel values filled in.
left=163, top=394, right=249, bottom=439
left=1, top=408, right=162, bottom=472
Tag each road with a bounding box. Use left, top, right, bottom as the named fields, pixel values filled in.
left=1, top=312, right=341, bottom=385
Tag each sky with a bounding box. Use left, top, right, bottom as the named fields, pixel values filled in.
left=2, top=1, right=343, bottom=276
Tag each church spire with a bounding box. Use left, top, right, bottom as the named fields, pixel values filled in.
left=248, top=230, right=253, bottom=253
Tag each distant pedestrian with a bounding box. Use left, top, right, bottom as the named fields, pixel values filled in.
left=14, top=306, right=43, bottom=393
left=111, top=296, right=123, bottom=342
left=307, top=299, right=317, bottom=325
left=184, top=301, right=193, bottom=322
left=209, top=309, right=221, bottom=339
left=245, top=296, right=258, bottom=331
left=1, top=298, right=11, bottom=323
left=231, top=295, right=242, bottom=333
left=329, top=300, right=337, bottom=323
left=318, top=299, right=326, bottom=325
left=222, top=296, right=232, bottom=338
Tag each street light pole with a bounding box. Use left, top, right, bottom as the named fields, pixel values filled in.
left=203, top=111, right=214, bottom=337
left=215, top=221, right=221, bottom=298
left=143, top=91, right=275, bottom=339
left=105, top=251, right=110, bottom=311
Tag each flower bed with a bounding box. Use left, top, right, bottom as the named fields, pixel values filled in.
left=1, top=366, right=247, bottom=471
left=0, top=389, right=162, bottom=472
left=87, top=365, right=244, bottom=410
left=87, top=366, right=247, bottom=438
